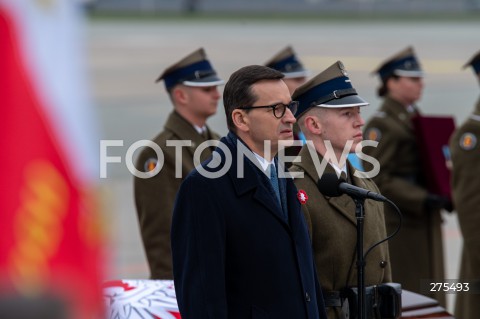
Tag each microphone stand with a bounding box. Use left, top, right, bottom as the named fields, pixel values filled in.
left=353, top=197, right=366, bottom=319
left=317, top=172, right=402, bottom=319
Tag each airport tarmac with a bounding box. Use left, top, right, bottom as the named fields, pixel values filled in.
left=88, top=17, right=479, bottom=312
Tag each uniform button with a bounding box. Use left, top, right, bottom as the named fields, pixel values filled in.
left=305, top=292, right=311, bottom=302
left=380, top=260, right=388, bottom=268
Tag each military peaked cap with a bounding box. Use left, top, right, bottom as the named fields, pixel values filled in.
left=373, top=46, right=423, bottom=82
left=265, top=46, right=309, bottom=79
left=155, top=48, right=223, bottom=89
left=292, top=61, right=368, bottom=118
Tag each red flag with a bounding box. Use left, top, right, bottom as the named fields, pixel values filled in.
left=0, top=1, right=104, bottom=318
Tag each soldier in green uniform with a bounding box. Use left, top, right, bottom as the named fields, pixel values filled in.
left=450, top=50, right=480, bottom=319
left=134, top=48, right=223, bottom=279
left=362, top=47, right=449, bottom=305
left=289, top=61, right=391, bottom=319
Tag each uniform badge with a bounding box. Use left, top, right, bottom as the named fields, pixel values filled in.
left=459, top=133, right=477, bottom=150
left=144, top=158, right=158, bottom=172
left=297, top=190, right=308, bottom=205
left=366, top=128, right=381, bottom=142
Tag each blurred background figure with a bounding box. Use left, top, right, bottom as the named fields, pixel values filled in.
left=450, top=49, right=480, bottom=319
left=134, top=48, right=223, bottom=279
left=0, top=0, right=104, bottom=318
left=265, top=45, right=310, bottom=160
left=362, top=46, right=448, bottom=305
left=265, top=45, right=310, bottom=95
left=290, top=61, right=391, bottom=319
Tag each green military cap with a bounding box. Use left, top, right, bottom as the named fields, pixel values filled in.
left=155, top=48, right=224, bottom=90
left=292, top=61, right=368, bottom=118
left=373, top=46, right=423, bottom=82
left=264, top=46, right=309, bottom=79
left=463, top=50, right=480, bottom=75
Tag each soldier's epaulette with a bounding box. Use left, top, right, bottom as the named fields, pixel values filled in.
left=469, top=114, right=480, bottom=122
left=372, top=111, right=386, bottom=118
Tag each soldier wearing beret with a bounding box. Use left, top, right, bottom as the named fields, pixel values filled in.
left=266, top=45, right=310, bottom=159
left=450, top=50, right=480, bottom=319
left=134, top=48, right=223, bottom=279
left=289, top=61, right=391, bottom=319
left=362, top=47, right=447, bottom=305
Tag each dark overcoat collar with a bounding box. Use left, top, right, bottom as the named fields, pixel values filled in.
left=216, top=132, right=303, bottom=231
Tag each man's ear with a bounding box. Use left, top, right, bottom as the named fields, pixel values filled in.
left=304, top=115, right=322, bottom=135
left=232, top=109, right=249, bottom=132
left=172, top=86, right=188, bottom=104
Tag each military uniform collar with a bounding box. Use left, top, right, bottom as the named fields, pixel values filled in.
left=294, top=146, right=348, bottom=183
left=293, top=146, right=363, bottom=226
left=193, top=124, right=207, bottom=135
left=164, top=111, right=211, bottom=147
left=165, top=111, right=196, bottom=137
left=329, top=161, right=348, bottom=177
left=294, top=146, right=371, bottom=188
left=382, top=96, right=417, bottom=128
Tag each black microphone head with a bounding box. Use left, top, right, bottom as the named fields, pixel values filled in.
left=317, top=173, right=346, bottom=197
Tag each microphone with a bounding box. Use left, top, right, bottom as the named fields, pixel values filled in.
left=317, top=173, right=387, bottom=202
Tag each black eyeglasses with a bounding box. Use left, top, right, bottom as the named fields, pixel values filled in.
left=238, top=101, right=299, bottom=119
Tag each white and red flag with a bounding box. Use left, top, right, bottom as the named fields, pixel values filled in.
left=0, top=0, right=104, bottom=318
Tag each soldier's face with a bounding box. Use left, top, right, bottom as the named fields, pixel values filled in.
left=389, top=76, right=423, bottom=105
left=318, top=106, right=365, bottom=155
left=184, top=85, right=221, bottom=118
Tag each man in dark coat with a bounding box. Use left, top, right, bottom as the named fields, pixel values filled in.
left=450, top=50, right=480, bottom=319
left=134, top=48, right=223, bottom=279
left=171, top=65, right=327, bottom=319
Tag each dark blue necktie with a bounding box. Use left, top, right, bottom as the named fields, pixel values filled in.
left=269, top=164, right=281, bottom=205
left=270, top=164, right=289, bottom=222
